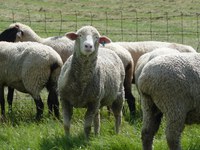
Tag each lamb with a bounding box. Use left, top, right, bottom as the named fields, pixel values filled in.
left=0, top=41, right=63, bottom=120
left=115, top=41, right=196, bottom=83
left=8, top=22, right=74, bottom=62
left=58, top=26, right=125, bottom=139
left=103, top=43, right=135, bottom=118
left=137, top=52, right=200, bottom=150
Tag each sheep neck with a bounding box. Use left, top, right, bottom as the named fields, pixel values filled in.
left=24, top=27, right=44, bottom=43
left=71, top=46, right=98, bottom=96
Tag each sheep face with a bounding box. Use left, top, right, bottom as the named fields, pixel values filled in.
left=9, top=23, right=37, bottom=42
left=66, top=26, right=111, bottom=56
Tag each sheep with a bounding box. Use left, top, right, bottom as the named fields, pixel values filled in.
left=8, top=22, right=74, bottom=62
left=103, top=43, right=135, bottom=118
left=5, top=22, right=74, bottom=114
left=0, top=27, right=20, bottom=42
left=134, top=47, right=181, bottom=88
left=58, top=26, right=125, bottom=139
left=0, top=27, right=22, bottom=112
left=115, top=41, right=196, bottom=83
left=0, top=41, right=63, bottom=120
left=137, top=52, right=200, bottom=150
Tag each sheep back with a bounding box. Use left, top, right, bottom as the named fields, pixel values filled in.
left=0, top=41, right=63, bottom=98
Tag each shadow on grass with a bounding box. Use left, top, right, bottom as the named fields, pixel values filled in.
left=40, top=133, right=88, bottom=150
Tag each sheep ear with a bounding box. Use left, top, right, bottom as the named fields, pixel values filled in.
left=66, top=32, right=78, bottom=40
left=99, top=36, right=111, bottom=46
left=16, top=31, right=23, bottom=39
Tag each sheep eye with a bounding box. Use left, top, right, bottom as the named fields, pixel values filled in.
left=79, top=34, right=82, bottom=38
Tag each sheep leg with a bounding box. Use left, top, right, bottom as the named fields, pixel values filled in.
left=165, top=112, right=186, bottom=150
left=33, top=97, right=44, bottom=120
left=62, top=101, right=73, bottom=136
left=84, top=103, right=99, bottom=139
left=124, top=64, right=136, bottom=119
left=93, top=109, right=100, bottom=135
left=111, top=98, right=124, bottom=134
left=141, top=95, right=162, bottom=150
left=7, top=87, right=14, bottom=113
left=0, top=86, right=5, bottom=120
left=47, top=89, right=59, bottom=119
left=124, top=90, right=135, bottom=119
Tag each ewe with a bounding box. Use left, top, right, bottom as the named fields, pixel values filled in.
left=0, top=42, right=62, bottom=120
left=138, top=52, right=200, bottom=150
left=58, top=26, right=125, bottom=139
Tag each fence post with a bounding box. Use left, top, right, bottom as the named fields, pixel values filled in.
left=27, top=9, right=31, bottom=26
left=59, top=10, right=63, bottom=35
left=149, top=11, right=152, bottom=40
left=197, top=13, right=200, bottom=51
left=105, top=11, right=108, bottom=36
left=44, top=11, right=48, bottom=36
left=12, top=10, right=15, bottom=23
left=121, top=11, right=123, bottom=40
left=165, top=12, right=169, bottom=41
left=90, top=12, right=93, bottom=26
left=135, top=11, right=138, bottom=41
left=75, top=11, right=78, bottom=31
left=181, top=12, right=184, bottom=44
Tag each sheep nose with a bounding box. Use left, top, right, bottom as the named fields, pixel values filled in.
left=84, top=43, right=93, bottom=50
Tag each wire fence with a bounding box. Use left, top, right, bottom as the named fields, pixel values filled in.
left=0, top=9, right=200, bottom=50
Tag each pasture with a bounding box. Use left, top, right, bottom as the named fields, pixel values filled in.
left=0, top=0, right=200, bottom=149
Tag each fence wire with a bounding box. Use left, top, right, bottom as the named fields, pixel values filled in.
left=0, top=9, right=199, bottom=51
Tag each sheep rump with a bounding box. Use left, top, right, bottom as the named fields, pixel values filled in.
left=134, top=47, right=181, bottom=88
left=0, top=41, right=63, bottom=120
left=138, top=52, right=200, bottom=150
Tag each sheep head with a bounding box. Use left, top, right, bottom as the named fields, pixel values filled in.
left=66, top=26, right=111, bottom=56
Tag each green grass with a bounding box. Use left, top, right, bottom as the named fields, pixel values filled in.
left=0, top=0, right=200, bottom=149
left=0, top=87, right=199, bottom=150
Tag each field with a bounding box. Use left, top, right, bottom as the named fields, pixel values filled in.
left=0, top=0, right=200, bottom=150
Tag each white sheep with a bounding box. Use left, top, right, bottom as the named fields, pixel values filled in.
left=8, top=22, right=74, bottom=62
left=58, top=26, right=125, bottom=139
left=103, top=43, right=135, bottom=118
left=0, top=41, right=63, bottom=120
left=0, top=27, right=22, bottom=112
left=138, top=52, right=200, bottom=150
left=135, top=47, right=181, bottom=88
left=115, top=41, right=196, bottom=83
left=6, top=22, right=74, bottom=114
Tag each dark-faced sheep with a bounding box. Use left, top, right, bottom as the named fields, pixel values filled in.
left=3, top=23, right=73, bottom=116
left=58, top=26, right=125, bottom=139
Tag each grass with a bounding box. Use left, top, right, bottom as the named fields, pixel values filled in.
left=0, top=0, right=200, bottom=149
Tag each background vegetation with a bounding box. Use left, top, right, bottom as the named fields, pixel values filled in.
left=0, top=0, right=200, bottom=150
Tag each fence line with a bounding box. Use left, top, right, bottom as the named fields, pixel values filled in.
left=0, top=9, right=199, bottom=50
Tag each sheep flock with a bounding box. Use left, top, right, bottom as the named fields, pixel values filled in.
left=0, top=22, right=200, bottom=149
